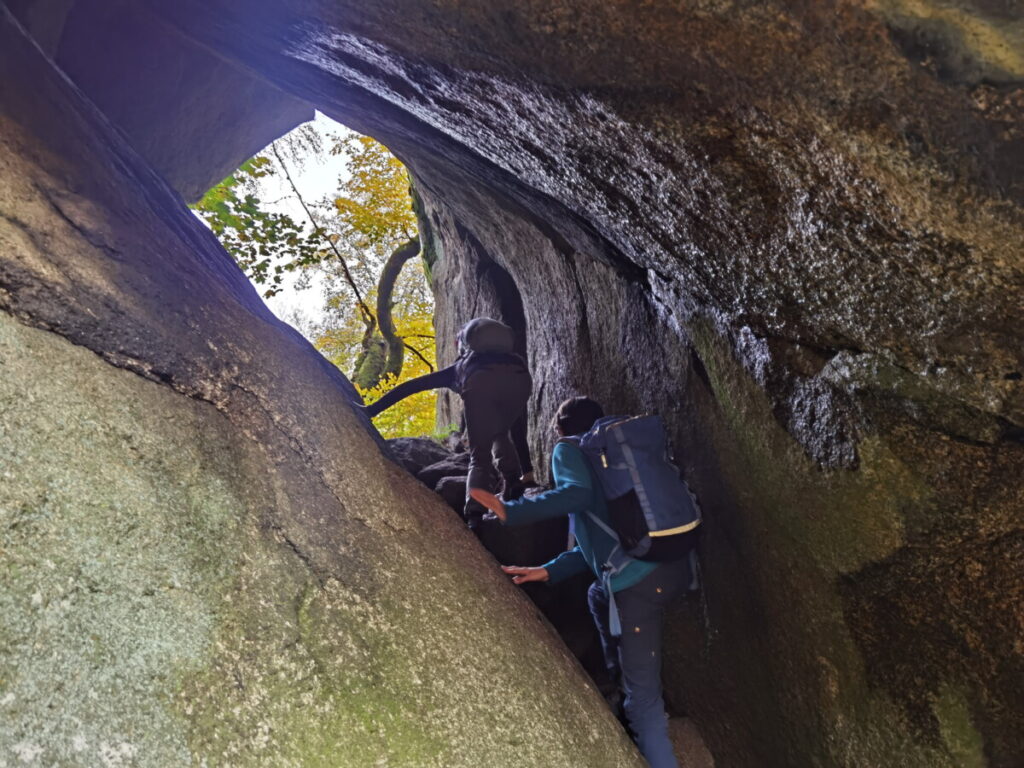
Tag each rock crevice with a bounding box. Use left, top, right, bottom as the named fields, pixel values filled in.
left=2, top=0, right=1022, bottom=765
left=0, top=9, right=647, bottom=766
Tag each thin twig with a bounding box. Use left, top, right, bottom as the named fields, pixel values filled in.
left=403, top=341, right=434, bottom=370
left=271, top=141, right=434, bottom=373
left=270, top=142, right=373, bottom=321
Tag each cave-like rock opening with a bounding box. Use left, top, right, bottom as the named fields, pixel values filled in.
left=2, top=1, right=1022, bottom=766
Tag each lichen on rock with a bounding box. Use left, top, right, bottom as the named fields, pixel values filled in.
left=3, top=0, right=1023, bottom=764
left=0, top=10, right=647, bottom=764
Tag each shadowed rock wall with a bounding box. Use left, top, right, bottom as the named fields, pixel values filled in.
left=0, top=8, right=645, bottom=766
left=135, top=1, right=1023, bottom=765
left=7, top=0, right=313, bottom=201
left=3, top=0, right=1022, bottom=765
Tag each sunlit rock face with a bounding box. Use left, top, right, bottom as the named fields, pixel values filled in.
left=0, top=10, right=646, bottom=767
left=139, top=1, right=1023, bottom=765
left=3, top=0, right=1022, bottom=765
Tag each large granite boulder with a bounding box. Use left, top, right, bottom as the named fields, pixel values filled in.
left=0, top=10, right=644, bottom=767
left=3, top=0, right=1022, bottom=765
left=140, top=1, right=1022, bottom=765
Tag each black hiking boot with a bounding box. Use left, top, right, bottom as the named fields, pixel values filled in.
left=464, top=497, right=487, bottom=533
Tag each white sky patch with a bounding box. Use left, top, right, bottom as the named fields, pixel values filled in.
left=255, top=111, right=352, bottom=336
left=193, top=111, right=358, bottom=340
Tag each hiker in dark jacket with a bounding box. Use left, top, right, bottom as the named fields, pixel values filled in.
left=470, top=397, right=686, bottom=768
left=455, top=410, right=535, bottom=486
left=363, top=318, right=532, bottom=526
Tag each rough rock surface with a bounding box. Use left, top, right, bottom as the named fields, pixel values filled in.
left=386, top=440, right=614, bottom=699
left=4, top=0, right=1023, bottom=766
left=670, top=718, right=717, bottom=768
left=4, top=0, right=74, bottom=54
left=0, top=10, right=645, bottom=767
left=433, top=475, right=468, bottom=514
left=386, top=436, right=452, bottom=477
left=418, top=454, right=471, bottom=489
left=138, top=1, right=1023, bottom=765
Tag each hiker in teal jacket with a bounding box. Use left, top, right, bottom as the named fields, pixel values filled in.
left=495, top=436, right=659, bottom=591
left=471, top=397, right=687, bottom=768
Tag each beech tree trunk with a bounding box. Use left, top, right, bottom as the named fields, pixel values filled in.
left=376, top=236, right=421, bottom=380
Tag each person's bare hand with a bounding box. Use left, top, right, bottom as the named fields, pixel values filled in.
left=501, top=565, right=549, bottom=585
left=469, top=488, right=506, bottom=521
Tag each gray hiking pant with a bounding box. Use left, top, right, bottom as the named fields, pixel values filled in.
left=461, top=364, right=532, bottom=517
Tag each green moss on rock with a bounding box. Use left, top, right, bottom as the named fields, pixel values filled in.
left=675, top=320, right=1015, bottom=767
left=0, top=311, right=644, bottom=766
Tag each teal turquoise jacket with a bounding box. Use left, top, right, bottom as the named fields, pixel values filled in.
left=503, top=441, right=658, bottom=591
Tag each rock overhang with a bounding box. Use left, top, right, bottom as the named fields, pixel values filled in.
left=2, top=0, right=1023, bottom=765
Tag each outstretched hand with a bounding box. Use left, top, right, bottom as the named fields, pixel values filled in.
left=501, top=565, right=549, bottom=585
left=469, top=488, right=506, bottom=522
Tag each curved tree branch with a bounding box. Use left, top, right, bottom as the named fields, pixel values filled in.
left=377, top=236, right=422, bottom=378
left=271, top=142, right=433, bottom=382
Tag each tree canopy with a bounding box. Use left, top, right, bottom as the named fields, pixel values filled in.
left=191, top=155, right=320, bottom=296
left=191, top=126, right=438, bottom=438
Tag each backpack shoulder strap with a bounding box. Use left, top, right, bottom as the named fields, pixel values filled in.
left=557, top=434, right=632, bottom=638
left=556, top=437, right=621, bottom=541
left=582, top=507, right=619, bottom=542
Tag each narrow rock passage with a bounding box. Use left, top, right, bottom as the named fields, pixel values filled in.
left=0, top=11, right=649, bottom=766
left=387, top=434, right=719, bottom=766
left=2, top=0, right=1022, bottom=765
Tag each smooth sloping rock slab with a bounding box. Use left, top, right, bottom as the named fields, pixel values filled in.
left=0, top=10, right=644, bottom=767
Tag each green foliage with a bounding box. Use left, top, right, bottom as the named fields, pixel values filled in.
left=430, top=423, right=461, bottom=443
left=313, top=135, right=437, bottom=438
left=317, top=260, right=437, bottom=439
left=191, top=156, right=324, bottom=297
left=195, top=126, right=438, bottom=439
left=331, top=134, right=417, bottom=252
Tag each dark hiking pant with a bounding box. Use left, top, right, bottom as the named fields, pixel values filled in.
left=461, top=364, right=532, bottom=518
left=510, top=412, right=533, bottom=475
left=588, top=558, right=690, bottom=768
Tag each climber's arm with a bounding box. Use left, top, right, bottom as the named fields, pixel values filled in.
left=499, top=549, right=586, bottom=586
left=363, top=365, right=456, bottom=417
left=470, top=443, right=592, bottom=524
left=500, top=443, right=592, bottom=526
left=539, top=547, right=588, bottom=584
